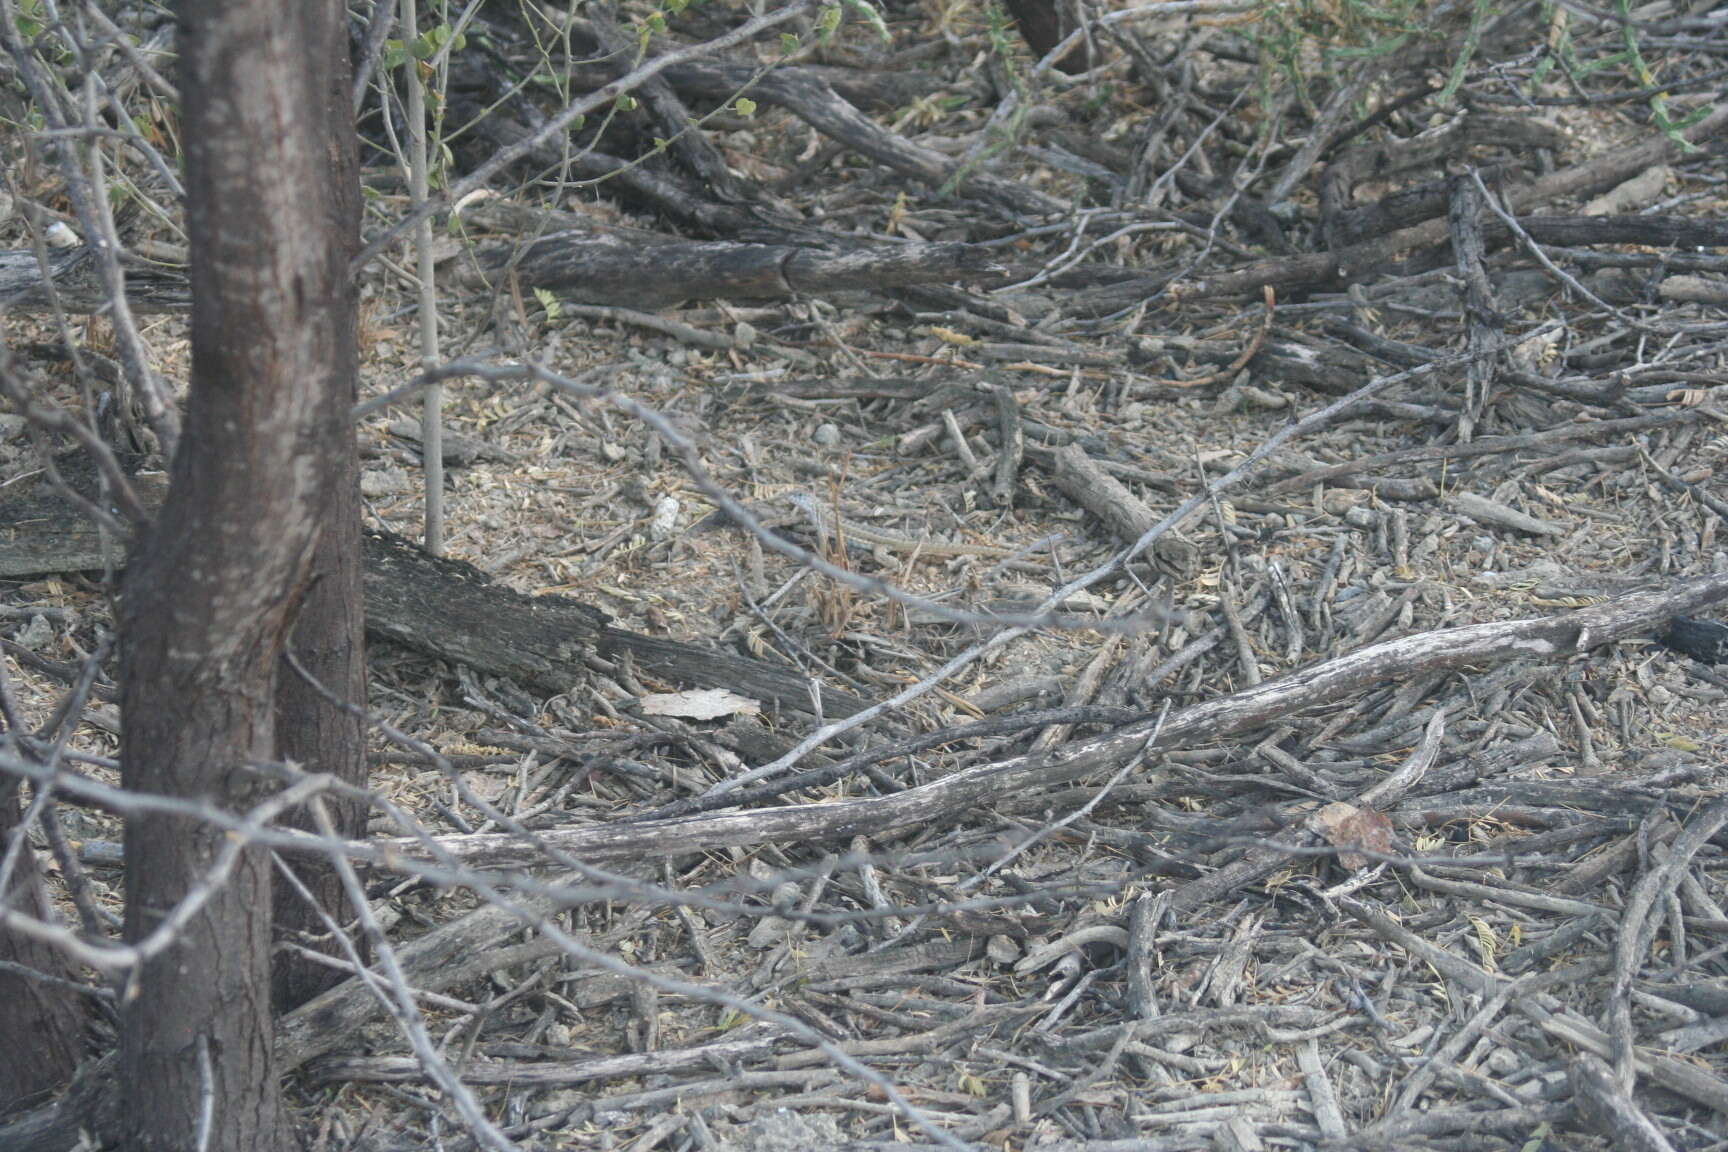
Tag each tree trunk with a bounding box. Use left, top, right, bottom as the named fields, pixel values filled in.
left=119, top=1, right=355, bottom=1147
left=270, top=0, right=370, bottom=1013
left=0, top=782, right=84, bottom=1115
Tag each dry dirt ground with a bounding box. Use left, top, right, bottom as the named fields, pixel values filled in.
left=4, top=2, right=1728, bottom=1150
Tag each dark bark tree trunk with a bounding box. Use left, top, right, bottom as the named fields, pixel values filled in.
left=119, top=0, right=358, bottom=1147
left=0, top=782, right=84, bottom=1115
left=270, top=0, right=370, bottom=1013
left=1000, top=0, right=1092, bottom=73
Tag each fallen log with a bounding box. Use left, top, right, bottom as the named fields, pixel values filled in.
left=0, top=246, right=190, bottom=314
left=459, top=230, right=1003, bottom=309
left=0, top=473, right=865, bottom=719
left=2, top=229, right=1004, bottom=315
left=1139, top=105, right=1728, bottom=302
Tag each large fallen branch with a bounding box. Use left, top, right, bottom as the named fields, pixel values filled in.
left=1067, top=105, right=1728, bottom=306
left=353, top=571, right=1728, bottom=870
left=0, top=474, right=865, bottom=718
left=3, top=227, right=1003, bottom=316
left=458, top=230, right=1003, bottom=309
left=0, top=247, right=190, bottom=314
left=543, top=38, right=1060, bottom=218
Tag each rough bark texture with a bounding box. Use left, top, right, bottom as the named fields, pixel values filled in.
left=462, top=231, right=1002, bottom=309
left=270, top=0, right=369, bottom=1013
left=0, top=480, right=870, bottom=720
left=361, top=530, right=869, bottom=717
left=0, top=783, right=84, bottom=1115
left=118, top=1, right=352, bottom=1147
left=1000, top=0, right=1092, bottom=72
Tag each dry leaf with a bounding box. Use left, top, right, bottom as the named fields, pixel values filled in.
left=1314, top=801, right=1394, bottom=870
left=639, top=688, right=762, bottom=721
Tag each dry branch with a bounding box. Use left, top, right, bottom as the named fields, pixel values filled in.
left=460, top=232, right=1003, bottom=309
left=353, top=572, right=1728, bottom=871
left=1158, top=106, right=1728, bottom=301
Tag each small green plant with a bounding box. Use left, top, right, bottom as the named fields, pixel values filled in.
left=533, top=287, right=562, bottom=321
left=14, top=0, right=45, bottom=40
left=1614, top=0, right=1708, bottom=149
left=840, top=0, right=893, bottom=43
left=383, top=21, right=467, bottom=71
left=1247, top=0, right=1433, bottom=115
left=1532, top=0, right=1707, bottom=150
left=935, top=3, right=1028, bottom=198
left=1436, top=0, right=1496, bottom=105
left=816, top=4, right=844, bottom=46
left=814, top=0, right=892, bottom=48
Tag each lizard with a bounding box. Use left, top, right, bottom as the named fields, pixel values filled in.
left=784, top=491, right=1031, bottom=560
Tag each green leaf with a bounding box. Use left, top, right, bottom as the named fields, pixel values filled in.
left=780, top=31, right=800, bottom=54
left=735, top=97, right=757, bottom=118
left=816, top=5, right=842, bottom=45
left=616, top=93, right=638, bottom=112
left=418, top=23, right=465, bottom=55
left=1671, top=104, right=1711, bottom=131
left=533, top=287, right=563, bottom=321
left=841, top=0, right=892, bottom=44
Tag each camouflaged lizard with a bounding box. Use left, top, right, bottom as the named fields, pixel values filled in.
left=785, top=491, right=1026, bottom=560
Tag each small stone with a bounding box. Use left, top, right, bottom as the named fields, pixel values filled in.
left=812, top=422, right=841, bottom=448
left=649, top=495, right=680, bottom=540
left=360, top=467, right=410, bottom=496
left=13, top=615, right=53, bottom=651
left=1482, top=1046, right=1521, bottom=1075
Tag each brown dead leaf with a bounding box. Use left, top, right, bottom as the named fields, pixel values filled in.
left=1314, top=801, right=1394, bottom=871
